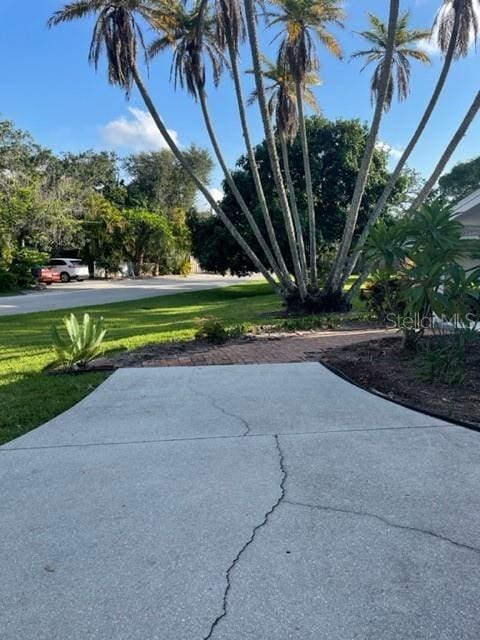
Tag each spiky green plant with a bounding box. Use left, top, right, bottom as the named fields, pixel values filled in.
left=52, top=313, right=107, bottom=369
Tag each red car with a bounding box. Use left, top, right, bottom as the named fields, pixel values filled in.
left=33, top=267, right=62, bottom=285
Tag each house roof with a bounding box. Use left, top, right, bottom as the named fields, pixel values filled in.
left=452, top=188, right=480, bottom=219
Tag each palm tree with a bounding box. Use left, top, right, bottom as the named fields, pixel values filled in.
left=436, top=0, right=479, bottom=56
left=49, top=0, right=280, bottom=292
left=327, top=0, right=400, bottom=295
left=148, top=0, right=292, bottom=290
left=351, top=12, right=431, bottom=112
left=248, top=58, right=321, bottom=275
left=214, top=0, right=294, bottom=290
left=243, top=0, right=308, bottom=300
left=149, top=1, right=225, bottom=97
left=342, top=0, right=479, bottom=290
left=270, top=0, right=345, bottom=289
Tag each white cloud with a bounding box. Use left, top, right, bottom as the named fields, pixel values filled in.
left=101, top=107, right=179, bottom=152
left=376, top=140, right=403, bottom=161
left=196, top=187, right=224, bottom=210
left=209, top=187, right=224, bottom=202
left=419, top=36, right=442, bottom=56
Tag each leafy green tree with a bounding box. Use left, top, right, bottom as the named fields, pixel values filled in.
left=122, top=208, right=171, bottom=276
left=58, top=151, right=123, bottom=200
left=0, top=178, right=82, bottom=254
left=0, top=120, right=46, bottom=187
left=439, top=156, right=480, bottom=203
left=82, top=194, right=127, bottom=275
left=159, top=208, right=192, bottom=274
left=124, top=146, right=213, bottom=212
left=0, top=120, right=86, bottom=257
left=190, top=116, right=408, bottom=275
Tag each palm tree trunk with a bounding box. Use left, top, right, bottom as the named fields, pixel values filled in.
left=226, top=36, right=294, bottom=289
left=327, top=0, right=400, bottom=294
left=243, top=0, right=308, bottom=300
left=130, top=63, right=280, bottom=292
left=279, top=130, right=307, bottom=275
left=340, top=9, right=462, bottom=286
left=408, top=90, right=480, bottom=212
left=198, top=86, right=290, bottom=287
left=295, top=78, right=318, bottom=288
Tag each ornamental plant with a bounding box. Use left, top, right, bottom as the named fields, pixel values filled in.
left=52, top=313, right=107, bottom=369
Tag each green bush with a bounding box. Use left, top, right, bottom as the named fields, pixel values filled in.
left=0, top=269, right=18, bottom=293
left=52, top=313, right=107, bottom=369
left=414, top=332, right=477, bottom=386
left=10, top=248, right=49, bottom=288
left=365, top=201, right=480, bottom=349
left=194, top=318, right=247, bottom=343
left=361, top=275, right=404, bottom=322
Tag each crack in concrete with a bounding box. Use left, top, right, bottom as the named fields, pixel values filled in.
left=203, top=435, right=286, bottom=639
left=284, top=500, right=480, bottom=555
left=209, top=397, right=251, bottom=436
left=188, top=377, right=251, bottom=436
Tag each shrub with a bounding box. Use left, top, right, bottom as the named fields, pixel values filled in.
left=361, top=275, right=404, bottom=322
left=194, top=318, right=247, bottom=343
left=414, top=331, right=477, bottom=385
left=365, top=201, right=480, bottom=348
left=10, top=248, right=49, bottom=288
left=0, top=269, right=18, bottom=293
left=178, top=259, right=192, bottom=276
left=52, top=313, right=107, bottom=369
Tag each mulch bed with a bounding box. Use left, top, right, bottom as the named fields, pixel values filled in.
left=321, top=336, right=480, bottom=427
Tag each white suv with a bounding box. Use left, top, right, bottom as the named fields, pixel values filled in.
left=48, top=259, right=89, bottom=283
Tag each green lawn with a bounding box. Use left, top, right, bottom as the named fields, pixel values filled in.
left=0, top=282, right=282, bottom=445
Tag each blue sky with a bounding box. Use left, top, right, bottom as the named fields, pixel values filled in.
left=0, top=0, right=479, bottom=199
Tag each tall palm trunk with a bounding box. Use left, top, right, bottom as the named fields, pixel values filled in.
left=409, top=90, right=480, bottom=212
left=340, top=9, right=462, bottom=286
left=295, top=78, right=318, bottom=288
left=130, top=63, right=280, bottom=291
left=243, top=0, right=308, bottom=299
left=225, top=36, right=293, bottom=289
left=279, top=130, right=307, bottom=275
left=198, top=86, right=290, bottom=288
left=327, top=0, right=400, bottom=294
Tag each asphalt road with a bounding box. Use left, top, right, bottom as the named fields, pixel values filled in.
left=1, top=363, right=479, bottom=640
left=0, top=274, right=258, bottom=316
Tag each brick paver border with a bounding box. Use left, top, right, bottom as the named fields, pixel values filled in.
left=140, top=329, right=396, bottom=368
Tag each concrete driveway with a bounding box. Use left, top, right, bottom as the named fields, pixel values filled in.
left=1, top=363, right=479, bottom=639
left=0, top=274, right=257, bottom=316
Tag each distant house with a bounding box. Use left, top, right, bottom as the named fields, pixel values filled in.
left=452, top=189, right=480, bottom=272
